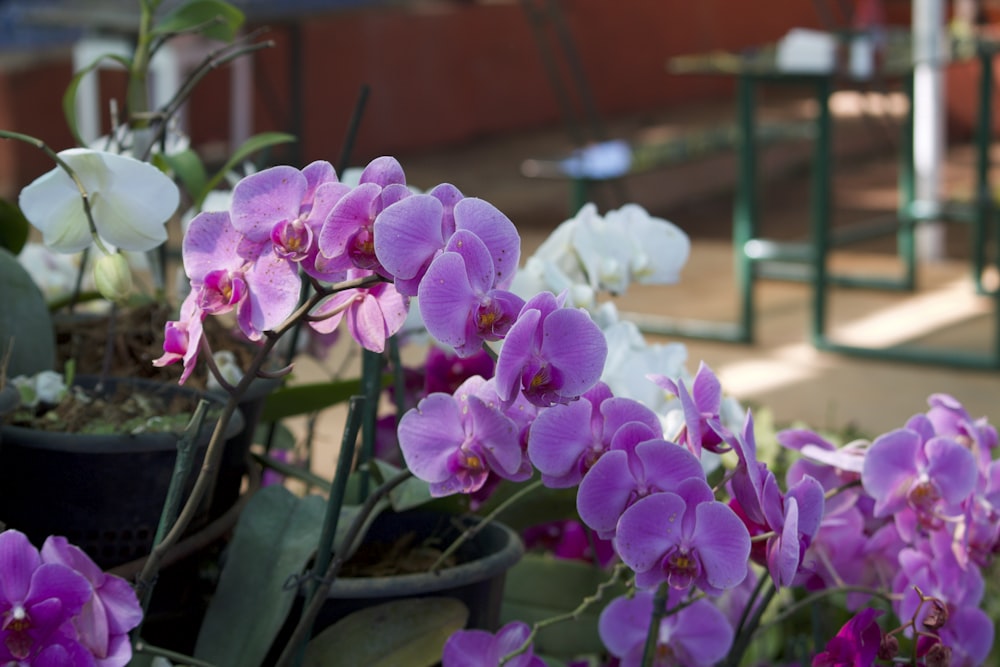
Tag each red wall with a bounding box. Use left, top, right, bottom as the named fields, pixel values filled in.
left=4, top=0, right=878, bottom=195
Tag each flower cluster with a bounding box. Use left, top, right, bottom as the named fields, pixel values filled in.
left=781, top=393, right=999, bottom=666
left=0, top=529, right=142, bottom=666
left=146, top=154, right=998, bottom=666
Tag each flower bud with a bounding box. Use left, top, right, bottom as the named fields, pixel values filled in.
left=878, top=634, right=899, bottom=660
left=93, top=253, right=133, bottom=302
left=922, top=598, right=948, bottom=630
left=923, top=642, right=952, bottom=667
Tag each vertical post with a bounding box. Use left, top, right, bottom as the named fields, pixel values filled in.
left=912, top=0, right=947, bottom=260
left=898, top=72, right=917, bottom=290
left=810, top=76, right=833, bottom=346
left=974, top=47, right=993, bottom=292
left=733, top=74, right=758, bottom=344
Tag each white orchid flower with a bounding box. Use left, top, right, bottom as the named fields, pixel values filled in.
left=19, top=148, right=180, bottom=254
left=607, top=203, right=691, bottom=285
left=569, top=203, right=634, bottom=294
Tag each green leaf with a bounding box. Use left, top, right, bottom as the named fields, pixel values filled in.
left=193, top=485, right=326, bottom=667
left=303, top=597, right=468, bottom=667
left=0, top=198, right=29, bottom=254
left=152, top=0, right=245, bottom=42
left=62, top=53, right=132, bottom=146
left=501, top=554, right=627, bottom=659
left=371, top=459, right=434, bottom=512
left=0, top=247, right=55, bottom=377
left=197, top=132, right=297, bottom=207
left=158, top=148, right=208, bottom=203
left=259, top=379, right=363, bottom=422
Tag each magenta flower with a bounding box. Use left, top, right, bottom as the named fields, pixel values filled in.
left=861, top=427, right=978, bottom=527
left=521, top=520, right=616, bottom=566
left=309, top=269, right=409, bottom=353
left=723, top=412, right=825, bottom=588
left=397, top=376, right=525, bottom=496
left=811, top=607, right=883, bottom=667
left=648, top=361, right=728, bottom=456
left=494, top=291, right=607, bottom=408
left=422, top=346, right=495, bottom=395
left=598, top=589, right=733, bottom=667
left=375, top=192, right=520, bottom=298
left=576, top=438, right=705, bottom=539
left=40, top=537, right=143, bottom=667
left=0, top=530, right=94, bottom=665
left=418, top=229, right=526, bottom=357
left=526, top=382, right=661, bottom=488
left=442, top=621, right=544, bottom=667
left=152, top=290, right=205, bottom=384
left=182, top=209, right=300, bottom=341
left=614, top=480, right=750, bottom=593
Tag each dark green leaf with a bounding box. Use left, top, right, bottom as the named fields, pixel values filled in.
left=197, top=132, right=297, bottom=207
left=152, top=0, right=245, bottom=42
left=159, top=148, right=208, bottom=203
left=303, top=597, right=468, bottom=667
left=0, top=247, right=55, bottom=376
left=62, top=53, right=132, bottom=146
left=259, top=379, right=363, bottom=422
left=372, top=459, right=434, bottom=512
left=193, top=485, right=325, bottom=667
left=0, top=198, right=29, bottom=254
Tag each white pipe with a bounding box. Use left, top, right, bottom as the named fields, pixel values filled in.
left=912, top=0, right=947, bottom=260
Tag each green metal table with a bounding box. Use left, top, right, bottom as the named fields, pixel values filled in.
left=653, top=32, right=1000, bottom=369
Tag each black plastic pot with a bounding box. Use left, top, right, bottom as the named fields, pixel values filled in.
left=269, top=509, right=523, bottom=664
left=0, top=376, right=243, bottom=568
left=319, top=509, right=523, bottom=630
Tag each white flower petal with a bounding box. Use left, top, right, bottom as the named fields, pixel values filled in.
left=18, top=168, right=94, bottom=253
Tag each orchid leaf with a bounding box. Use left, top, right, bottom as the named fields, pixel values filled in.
left=259, top=375, right=392, bottom=422
left=62, top=53, right=132, bottom=146
left=193, top=485, right=325, bottom=667
left=197, top=132, right=297, bottom=208
left=500, top=554, right=626, bottom=658
left=303, top=597, right=468, bottom=667
left=157, top=148, right=208, bottom=204
left=0, top=198, right=29, bottom=254
left=0, top=247, right=55, bottom=377
left=370, top=459, right=434, bottom=512
left=151, top=0, right=245, bottom=42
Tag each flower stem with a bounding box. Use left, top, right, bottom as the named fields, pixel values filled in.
left=0, top=130, right=110, bottom=255
left=499, top=562, right=630, bottom=666
left=640, top=581, right=671, bottom=667
left=273, top=469, right=414, bottom=667
left=430, top=479, right=545, bottom=573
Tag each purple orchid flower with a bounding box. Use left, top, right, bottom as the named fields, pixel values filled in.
left=182, top=209, right=300, bottom=341
left=576, top=438, right=705, bottom=539
left=811, top=607, right=884, bottom=667
left=40, top=537, right=143, bottom=667
left=375, top=192, right=520, bottom=298
left=308, top=269, right=409, bottom=353
left=494, top=291, right=607, bottom=408
left=648, top=361, right=729, bottom=456
left=861, top=427, right=978, bottom=530
left=0, top=530, right=94, bottom=665
left=925, top=393, right=999, bottom=470
left=526, top=382, right=661, bottom=488
left=598, top=589, right=734, bottom=667
left=614, top=479, right=750, bottom=594
left=422, top=345, right=495, bottom=395
left=521, top=519, right=616, bottom=566
left=397, top=376, right=526, bottom=496
left=723, top=412, right=825, bottom=588
left=417, top=229, right=525, bottom=357
left=152, top=290, right=205, bottom=384
left=442, top=620, right=544, bottom=667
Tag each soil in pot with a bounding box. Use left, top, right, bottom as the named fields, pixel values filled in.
left=0, top=376, right=243, bottom=568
